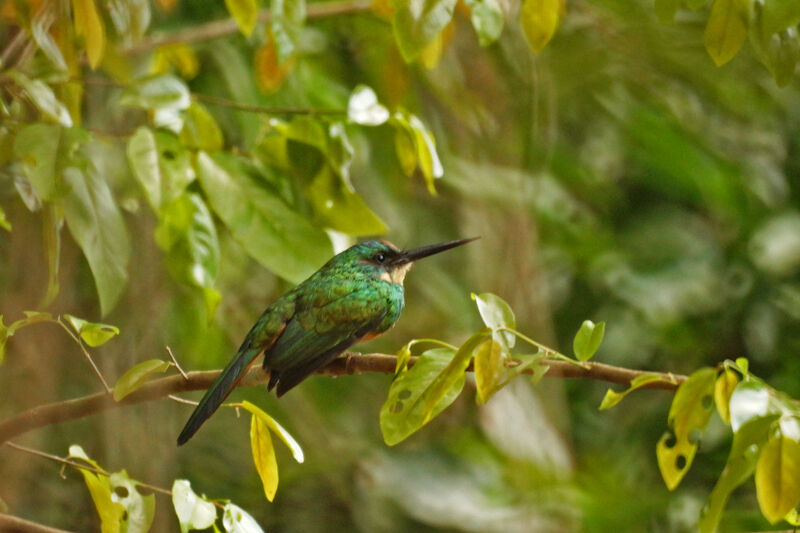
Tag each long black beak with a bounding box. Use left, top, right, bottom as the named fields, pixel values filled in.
left=392, top=237, right=480, bottom=266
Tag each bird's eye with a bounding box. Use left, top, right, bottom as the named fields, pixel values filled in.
left=375, top=253, right=386, bottom=263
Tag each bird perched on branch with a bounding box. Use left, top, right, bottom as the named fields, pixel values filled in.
left=177, top=237, right=477, bottom=445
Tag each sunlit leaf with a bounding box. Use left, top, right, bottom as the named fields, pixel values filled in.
left=63, top=168, right=131, bottom=316
left=464, top=0, right=504, bottom=46
left=112, top=359, right=170, bottom=401
left=240, top=401, right=305, bottom=463
left=657, top=367, right=716, bottom=490
left=181, top=103, right=224, bottom=152
left=226, top=0, right=258, bottom=37
left=381, top=347, right=462, bottom=445
left=394, top=123, right=417, bottom=176
left=127, top=127, right=195, bottom=211
left=127, top=127, right=161, bottom=209
left=704, top=0, right=750, bottom=67
left=195, top=151, right=332, bottom=283
left=699, top=414, right=779, bottom=532
left=107, top=0, right=151, bottom=41
left=573, top=319, right=605, bottom=361
left=108, top=471, right=156, bottom=533
left=599, top=373, right=675, bottom=410
left=756, top=433, right=800, bottom=523
left=408, top=114, right=442, bottom=193
left=730, top=379, right=779, bottom=432
left=395, top=341, right=413, bottom=374
left=151, top=43, right=200, bottom=79
left=30, top=12, right=68, bottom=71
left=520, top=0, right=561, bottom=53
left=72, top=0, right=106, bottom=68
left=474, top=339, right=504, bottom=403
left=120, top=74, right=191, bottom=111
left=271, top=0, right=306, bottom=64
left=64, top=314, right=120, bottom=347
left=67, top=445, right=124, bottom=533
left=172, top=479, right=217, bottom=533
left=222, top=503, right=264, bottom=533
left=471, top=292, right=516, bottom=353
left=347, top=85, right=390, bottom=126
left=306, top=166, right=388, bottom=236
left=249, top=410, right=279, bottom=501
left=392, top=0, right=457, bottom=62
left=714, top=368, right=739, bottom=424
left=8, top=72, right=72, bottom=127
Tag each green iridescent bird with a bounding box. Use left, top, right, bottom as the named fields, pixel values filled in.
left=177, top=237, right=477, bottom=445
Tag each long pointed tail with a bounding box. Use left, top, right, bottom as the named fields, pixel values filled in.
left=177, top=345, right=262, bottom=446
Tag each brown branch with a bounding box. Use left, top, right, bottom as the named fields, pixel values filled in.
left=0, top=512, right=75, bottom=533
left=122, top=0, right=373, bottom=55
left=0, top=353, right=685, bottom=444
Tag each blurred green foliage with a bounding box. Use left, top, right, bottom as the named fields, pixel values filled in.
left=1, top=0, right=800, bottom=531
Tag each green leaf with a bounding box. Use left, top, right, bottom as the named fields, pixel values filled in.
left=225, top=0, right=258, bottom=37
left=347, top=85, right=390, bottom=126
left=108, top=471, right=156, bottom=533
left=240, top=401, right=304, bottom=462
left=112, top=359, right=170, bottom=401
left=474, top=339, right=504, bottom=403
left=394, top=124, right=417, bottom=177
left=471, top=292, right=516, bottom=353
left=249, top=409, right=279, bottom=501
left=392, top=0, right=457, bottom=62
left=381, top=331, right=489, bottom=446
left=408, top=113, right=443, bottom=194
left=30, top=13, right=68, bottom=72
left=271, top=0, right=306, bottom=64
left=72, top=0, right=107, bottom=69
left=699, top=414, right=779, bottom=533
left=172, top=479, right=218, bottom=533
left=181, top=103, right=224, bottom=152
left=704, top=0, right=750, bottom=67
left=62, top=168, right=131, bottom=315
left=760, top=0, right=800, bottom=37
left=127, top=128, right=195, bottom=210
left=1, top=310, right=54, bottom=360
left=7, top=72, right=72, bottom=127
left=654, top=0, right=680, bottom=23
left=756, top=432, right=800, bottom=523
left=67, top=445, right=125, bottom=533
left=395, top=341, right=413, bottom=374
left=464, top=0, right=504, bottom=46
left=107, top=0, right=151, bottom=41
left=0, top=317, right=9, bottom=366
left=13, top=124, right=61, bottom=201
left=306, top=166, right=388, bottom=236
left=64, top=314, right=120, bottom=347
left=120, top=74, right=191, bottom=111
left=714, top=368, right=739, bottom=425
left=195, top=151, right=332, bottom=284
left=222, top=503, right=264, bottom=533
left=520, top=0, right=561, bottom=52
left=599, top=373, right=675, bottom=410
left=657, top=367, right=716, bottom=490
left=572, top=319, right=605, bottom=361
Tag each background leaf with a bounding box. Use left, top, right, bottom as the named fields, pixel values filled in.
left=112, top=359, right=170, bottom=401
left=392, top=0, right=457, bottom=62
left=520, top=0, right=561, bottom=52
left=226, top=0, right=259, bottom=37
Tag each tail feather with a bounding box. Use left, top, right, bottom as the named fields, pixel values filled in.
left=176, top=346, right=261, bottom=446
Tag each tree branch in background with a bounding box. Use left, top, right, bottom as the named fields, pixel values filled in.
left=0, top=353, right=685, bottom=444
left=0, top=512, right=75, bottom=533
left=123, top=0, right=373, bottom=55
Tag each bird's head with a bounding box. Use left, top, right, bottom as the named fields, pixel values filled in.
left=337, top=237, right=479, bottom=285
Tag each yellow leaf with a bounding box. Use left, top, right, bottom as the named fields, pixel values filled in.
left=255, top=41, right=291, bottom=93
left=156, top=0, right=178, bottom=11
left=756, top=434, right=800, bottom=523
left=520, top=0, right=562, bottom=53
left=250, top=413, right=279, bottom=501
left=704, top=0, right=749, bottom=66
left=72, top=0, right=106, bottom=69
left=152, top=44, right=200, bottom=79
left=474, top=339, right=504, bottom=403
left=225, top=0, right=259, bottom=37
left=714, top=368, right=739, bottom=425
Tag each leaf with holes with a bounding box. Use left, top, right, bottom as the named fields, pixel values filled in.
left=656, top=367, right=716, bottom=490
left=112, top=359, right=170, bottom=401
left=222, top=503, right=264, bottom=532
left=756, top=432, right=800, bottom=523
left=172, top=479, right=217, bottom=533
left=64, top=314, right=120, bottom=347
left=108, top=471, right=155, bottom=533
left=599, top=373, right=676, bottom=411
left=714, top=368, right=739, bottom=424
left=573, top=319, right=605, bottom=361
left=68, top=445, right=125, bottom=533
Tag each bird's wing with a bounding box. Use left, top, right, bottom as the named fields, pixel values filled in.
left=176, top=298, right=295, bottom=445
left=264, top=281, right=389, bottom=396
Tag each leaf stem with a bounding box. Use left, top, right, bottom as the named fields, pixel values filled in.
left=496, top=326, right=588, bottom=369
left=55, top=317, right=112, bottom=393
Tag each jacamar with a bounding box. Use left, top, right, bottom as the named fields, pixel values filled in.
left=177, top=237, right=477, bottom=445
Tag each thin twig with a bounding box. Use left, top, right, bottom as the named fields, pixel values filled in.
left=5, top=441, right=172, bottom=498
left=167, top=394, right=198, bottom=406
left=193, top=93, right=345, bottom=115
left=0, top=352, right=686, bottom=444
left=166, top=346, right=188, bottom=381
left=122, top=0, right=373, bottom=55
left=0, top=512, right=74, bottom=533
left=55, top=318, right=111, bottom=393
